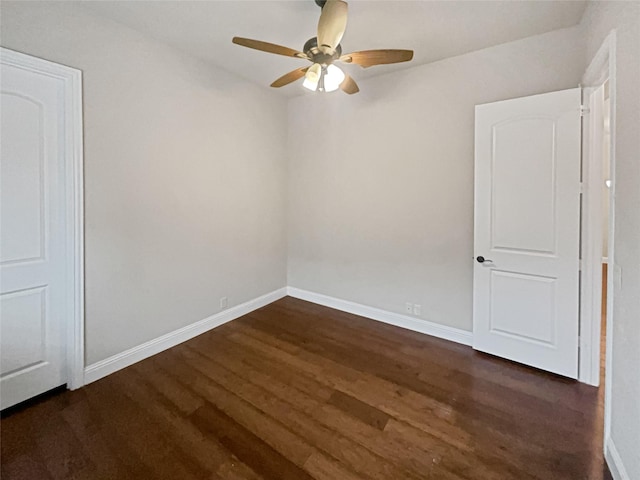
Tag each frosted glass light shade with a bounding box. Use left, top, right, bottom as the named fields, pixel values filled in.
left=303, top=77, right=318, bottom=91
left=323, top=65, right=345, bottom=92
left=306, top=63, right=321, bottom=83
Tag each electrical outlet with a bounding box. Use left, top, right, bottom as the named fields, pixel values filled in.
left=413, top=304, right=421, bottom=316
left=220, top=297, right=228, bottom=310
left=405, top=302, right=413, bottom=314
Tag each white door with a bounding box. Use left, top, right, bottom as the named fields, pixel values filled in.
left=1, top=53, right=70, bottom=408
left=473, top=88, right=581, bottom=379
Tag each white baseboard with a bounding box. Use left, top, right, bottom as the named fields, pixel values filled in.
left=84, top=286, right=472, bottom=385
left=605, top=437, right=631, bottom=480
left=286, top=287, right=472, bottom=347
left=84, top=287, right=287, bottom=385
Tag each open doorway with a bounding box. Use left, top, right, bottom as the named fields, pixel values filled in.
left=580, top=78, right=612, bottom=389
left=579, top=31, right=617, bottom=467
left=577, top=71, right=615, bottom=480
left=600, top=82, right=611, bottom=386
left=576, top=83, right=612, bottom=476
left=596, top=82, right=612, bottom=430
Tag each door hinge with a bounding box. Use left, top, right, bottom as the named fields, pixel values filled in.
left=579, top=182, right=585, bottom=194
left=580, top=105, right=590, bottom=117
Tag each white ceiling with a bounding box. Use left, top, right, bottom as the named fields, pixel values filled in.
left=81, top=0, right=587, bottom=97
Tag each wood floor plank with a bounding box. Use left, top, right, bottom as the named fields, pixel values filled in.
left=263, top=298, right=591, bottom=408
left=34, top=413, right=94, bottom=479
left=1, top=297, right=611, bottom=480
left=215, top=461, right=266, bottom=480
left=131, top=360, right=205, bottom=414
left=193, top=330, right=557, bottom=480
left=1, top=454, right=53, bottom=480
left=178, top=344, right=429, bottom=480
left=212, top=323, right=541, bottom=480
left=187, top=338, right=471, bottom=479
left=249, top=304, right=591, bottom=429
left=326, top=391, right=390, bottom=431
left=153, top=348, right=316, bottom=469
left=190, top=402, right=313, bottom=480
left=302, top=451, right=377, bottom=480
left=224, top=329, right=475, bottom=450
left=241, top=304, right=596, bottom=478
left=110, top=367, right=244, bottom=478
left=243, top=305, right=595, bottom=455
left=83, top=377, right=206, bottom=480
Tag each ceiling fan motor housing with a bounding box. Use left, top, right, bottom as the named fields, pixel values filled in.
left=303, top=37, right=342, bottom=65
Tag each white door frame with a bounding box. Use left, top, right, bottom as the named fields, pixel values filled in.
left=578, top=31, right=616, bottom=442
left=1, top=48, right=85, bottom=390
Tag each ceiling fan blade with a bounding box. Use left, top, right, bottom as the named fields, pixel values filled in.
left=339, top=74, right=359, bottom=95
left=232, top=37, right=308, bottom=59
left=271, top=67, right=309, bottom=88
left=317, top=0, right=348, bottom=54
left=340, top=49, right=414, bottom=68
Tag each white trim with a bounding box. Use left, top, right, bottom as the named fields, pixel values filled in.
left=579, top=30, right=617, bottom=449
left=84, top=288, right=287, bottom=385
left=579, top=83, right=606, bottom=387
left=605, top=437, right=631, bottom=480
left=583, top=32, right=614, bottom=88
left=0, top=48, right=85, bottom=391
left=287, top=287, right=472, bottom=346
left=66, top=57, right=85, bottom=390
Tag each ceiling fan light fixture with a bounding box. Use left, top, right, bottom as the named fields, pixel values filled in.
left=306, top=63, right=322, bottom=83
left=302, top=76, right=319, bottom=91
left=323, top=64, right=345, bottom=92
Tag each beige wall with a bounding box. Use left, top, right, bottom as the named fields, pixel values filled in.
left=287, top=26, right=585, bottom=331
left=1, top=2, right=289, bottom=364
left=4, top=13, right=636, bottom=474
left=581, top=2, right=640, bottom=478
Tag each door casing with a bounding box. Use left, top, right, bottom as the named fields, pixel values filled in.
left=579, top=31, right=617, bottom=450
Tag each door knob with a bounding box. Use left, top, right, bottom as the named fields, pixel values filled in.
left=476, top=256, right=493, bottom=263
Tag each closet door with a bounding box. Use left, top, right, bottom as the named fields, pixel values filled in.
left=1, top=50, right=72, bottom=409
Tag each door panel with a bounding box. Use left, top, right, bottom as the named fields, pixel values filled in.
left=1, top=55, right=68, bottom=409
left=490, top=271, right=556, bottom=345
left=1, top=287, right=48, bottom=376
left=492, top=117, right=557, bottom=253
left=1, top=94, right=45, bottom=264
left=473, top=88, right=581, bottom=378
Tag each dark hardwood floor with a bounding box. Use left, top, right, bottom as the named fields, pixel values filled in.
left=1, top=297, right=612, bottom=479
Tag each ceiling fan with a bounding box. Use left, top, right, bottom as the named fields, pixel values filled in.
left=232, top=0, right=414, bottom=94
